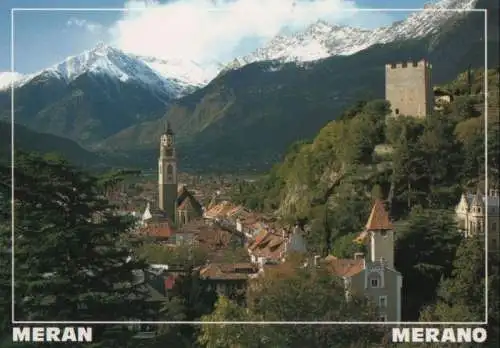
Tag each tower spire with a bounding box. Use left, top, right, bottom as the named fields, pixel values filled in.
left=165, top=120, right=173, bottom=135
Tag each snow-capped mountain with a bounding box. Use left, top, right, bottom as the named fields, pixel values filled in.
left=133, top=55, right=215, bottom=88
left=235, top=0, right=478, bottom=65
left=0, top=0, right=479, bottom=95
left=0, top=72, right=27, bottom=90
left=0, top=43, right=201, bottom=98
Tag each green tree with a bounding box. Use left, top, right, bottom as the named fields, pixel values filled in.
left=199, top=262, right=385, bottom=347
left=199, top=296, right=277, bottom=348
left=0, top=152, right=153, bottom=346
left=0, top=203, right=10, bottom=335
left=331, top=232, right=365, bottom=259
left=395, top=208, right=462, bottom=321
left=390, top=124, right=427, bottom=217
left=418, top=114, right=463, bottom=208
left=447, top=95, right=480, bottom=121
left=245, top=262, right=384, bottom=347
left=420, top=237, right=499, bottom=346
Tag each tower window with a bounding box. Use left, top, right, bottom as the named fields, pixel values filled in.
left=379, top=296, right=387, bottom=308
left=370, top=278, right=380, bottom=288
left=167, top=165, right=173, bottom=174
left=395, top=108, right=400, bottom=115
left=380, top=230, right=387, bottom=237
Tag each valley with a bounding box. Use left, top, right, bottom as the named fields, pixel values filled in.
left=1, top=0, right=499, bottom=346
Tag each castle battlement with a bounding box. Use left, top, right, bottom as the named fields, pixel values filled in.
left=385, top=58, right=433, bottom=118
left=385, top=59, right=431, bottom=69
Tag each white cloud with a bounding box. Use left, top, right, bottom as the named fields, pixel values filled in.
left=110, top=0, right=394, bottom=65
left=67, top=17, right=103, bottom=34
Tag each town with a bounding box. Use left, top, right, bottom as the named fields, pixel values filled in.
left=0, top=0, right=498, bottom=346
left=83, top=60, right=498, bottom=339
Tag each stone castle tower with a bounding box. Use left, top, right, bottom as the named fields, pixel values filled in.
left=158, top=122, right=178, bottom=223
left=385, top=59, right=433, bottom=118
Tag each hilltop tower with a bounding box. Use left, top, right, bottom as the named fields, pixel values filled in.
left=158, top=121, right=178, bottom=223
left=385, top=59, right=433, bottom=118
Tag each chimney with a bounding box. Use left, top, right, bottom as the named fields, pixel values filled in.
left=354, top=252, right=364, bottom=260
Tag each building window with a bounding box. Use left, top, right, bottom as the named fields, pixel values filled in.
left=395, top=108, right=400, bottom=115
left=379, top=296, right=387, bottom=308
left=370, top=278, right=380, bottom=288
left=493, top=222, right=497, bottom=231
left=167, top=165, right=173, bottom=174
left=378, top=314, right=387, bottom=322
left=380, top=230, right=387, bottom=237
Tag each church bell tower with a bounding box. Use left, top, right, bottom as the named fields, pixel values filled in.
left=158, top=121, right=177, bottom=223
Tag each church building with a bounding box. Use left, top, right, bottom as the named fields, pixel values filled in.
left=141, top=122, right=203, bottom=233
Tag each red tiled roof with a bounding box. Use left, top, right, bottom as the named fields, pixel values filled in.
left=365, top=199, right=393, bottom=230
left=249, top=233, right=286, bottom=260
left=199, top=262, right=258, bottom=280
left=324, top=257, right=365, bottom=277
left=140, top=222, right=174, bottom=239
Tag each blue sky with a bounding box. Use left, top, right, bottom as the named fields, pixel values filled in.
left=0, top=0, right=428, bottom=74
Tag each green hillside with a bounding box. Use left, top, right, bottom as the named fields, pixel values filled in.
left=0, top=121, right=138, bottom=170
left=231, top=67, right=499, bottom=242
left=0, top=72, right=170, bottom=147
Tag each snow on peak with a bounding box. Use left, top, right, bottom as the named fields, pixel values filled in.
left=237, top=0, right=478, bottom=66
left=2, top=44, right=199, bottom=97
left=0, top=72, right=27, bottom=90
left=130, top=54, right=214, bottom=88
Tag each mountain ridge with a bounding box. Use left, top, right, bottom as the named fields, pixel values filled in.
left=231, top=0, right=477, bottom=67
left=100, top=0, right=497, bottom=172
left=1, top=0, right=496, bottom=172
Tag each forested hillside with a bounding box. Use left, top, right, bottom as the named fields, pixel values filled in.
left=231, top=68, right=499, bottom=326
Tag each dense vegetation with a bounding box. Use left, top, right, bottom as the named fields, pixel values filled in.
left=231, top=67, right=499, bottom=333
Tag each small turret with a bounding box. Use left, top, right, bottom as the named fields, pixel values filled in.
left=471, top=189, right=484, bottom=215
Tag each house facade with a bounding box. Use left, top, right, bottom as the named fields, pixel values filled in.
left=197, top=262, right=259, bottom=303
left=247, top=223, right=307, bottom=265
left=455, top=188, right=500, bottom=251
